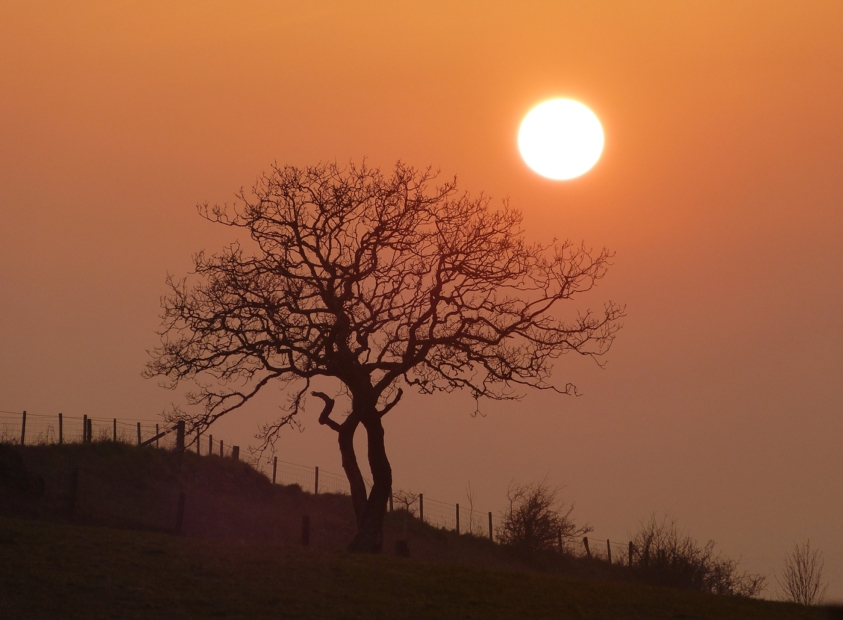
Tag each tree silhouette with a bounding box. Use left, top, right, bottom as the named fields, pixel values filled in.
left=144, top=161, right=623, bottom=551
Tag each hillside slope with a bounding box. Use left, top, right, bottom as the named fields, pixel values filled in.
left=0, top=517, right=814, bottom=620
left=7, top=442, right=527, bottom=573
left=0, top=443, right=827, bottom=618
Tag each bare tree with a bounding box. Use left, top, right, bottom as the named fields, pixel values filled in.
left=498, top=480, right=591, bottom=552
left=778, top=540, right=828, bottom=606
left=144, top=161, right=623, bottom=552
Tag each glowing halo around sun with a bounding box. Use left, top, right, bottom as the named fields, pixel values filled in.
left=518, top=99, right=604, bottom=180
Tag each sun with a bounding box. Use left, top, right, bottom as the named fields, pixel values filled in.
left=518, top=99, right=604, bottom=180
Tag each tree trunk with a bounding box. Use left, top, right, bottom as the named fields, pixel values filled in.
left=347, top=415, right=391, bottom=553
left=337, top=416, right=367, bottom=527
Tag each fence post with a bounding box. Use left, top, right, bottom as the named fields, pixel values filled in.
left=629, top=542, right=634, bottom=567
left=301, top=515, right=310, bottom=546
left=83, top=415, right=88, bottom=442
left=156, top=424, right=159, bottom=448
left=220, top=440, right=223, bottom=457
left=175, top=491, right=186, bottom=534
left=87, top=418, right=92, bottom=443
left=68, top=467, right=79, bottom=519
left=232, top=446, right=239, bottom=461
left=196, top=429, right=201, bottom=454
left=583, top=536, right=591, bottom=558
left=419, top=494, right=424, bottom=523
left=176, top=420, right=185, bottom=453
left=272, top=457, right=277, bottom=484
left=455, top=503, right=460, bottom=534
left=314, top=466, right=319, bottom=494
left=209, top=434, right=213, bottom=456
left=607, top=539, right=612, bottom=564
left=20, top=410, right=26, bottom=445
left=488, top=512, right=493, bottom=541
left=113, top=419, right=117, bottom=442
left=58, top=413, right=63, bottom=444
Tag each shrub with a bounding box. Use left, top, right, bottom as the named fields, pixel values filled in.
left=630, top=515, right=766, bottom=597
left=498, top=481, right=591, bottom=553
left=777, top=539, right=828, bottom=606
left=391, top=490, right=420, bottom=516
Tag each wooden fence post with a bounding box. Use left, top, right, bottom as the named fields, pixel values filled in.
left=488, top=512, right=493, bottom=541
left=607, top=539, right=612, bottom=564
left=232, top=446, right=239, bottom=461
left=209, top=434, right=213, bottom=455
left=113, top=419, right=117, bottom=442
left=419, top=494, right=424, bottom=523
left=196, top=429, right=201, bottom=454
left=583, top=536, right=591, bottom=558
left=20, top=410, right=26, bottom=445
left=136, top=422, right=141, bottom=446
left=175, top=491, right=186, bottom=534
left=87, top=418, right=92, bottom=443
left=272, top=457, right=277, bottom=484
left=156, top=424, right=159, bottom=448
left=176, top=421, right=185, bottom=453
left=314, top=466, right=319, bottom=494
left=68, top=467, right=79, bottom=519
left=220, top=439, right=224, bottom=457
left=455, top=503, right=460, bottom=534
left=58, top=413, right=63, bottom=444
left=301, top=515, right=310, bottom=546
left=83, top=415, right=88, bottom=443
left=629, top=542, right=634, bottom=567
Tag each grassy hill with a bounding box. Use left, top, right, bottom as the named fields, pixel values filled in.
left=0, top=443, right=821, bottom=618
left=0, top=516, right=816, bottom=619
left=5, top=442, right=525, bottom=572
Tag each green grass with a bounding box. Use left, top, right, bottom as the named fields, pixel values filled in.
left=0, top=517, right=813, bottom=620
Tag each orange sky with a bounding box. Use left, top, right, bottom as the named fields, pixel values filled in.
left=2, top=1, right=842, bottom=598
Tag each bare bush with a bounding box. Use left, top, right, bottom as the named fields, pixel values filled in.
left=778, top=540, right=828, bottom=606
left=391, top=490, right=420, bottom=516
left=630, top=515, right=766, bottom=597
left=498, top=481, right=591, bottom=552
left=464, top=482, right=483, bottom=536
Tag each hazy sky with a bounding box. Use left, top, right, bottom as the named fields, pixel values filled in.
left=2, top=1, right=842, bottom=599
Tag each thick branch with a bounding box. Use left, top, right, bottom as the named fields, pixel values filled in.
left=312, top=391, right=341, bottom=432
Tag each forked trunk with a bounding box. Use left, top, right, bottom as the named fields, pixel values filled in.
left=347, top=415, right=391, bottom=553
left=337, top=417, right=367, bottom=526
left=313, top=391, right=369, bottom=528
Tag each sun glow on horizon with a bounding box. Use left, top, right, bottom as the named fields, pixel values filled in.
left=518, top=99, right=604, bottom=180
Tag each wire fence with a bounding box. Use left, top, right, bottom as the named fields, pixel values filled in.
left=0, top=410, right=181, bottom=450
left=1, top=408, right=631, bottom=559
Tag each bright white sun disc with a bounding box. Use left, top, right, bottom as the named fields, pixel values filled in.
left=518, top=99, right=604, bottom=180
